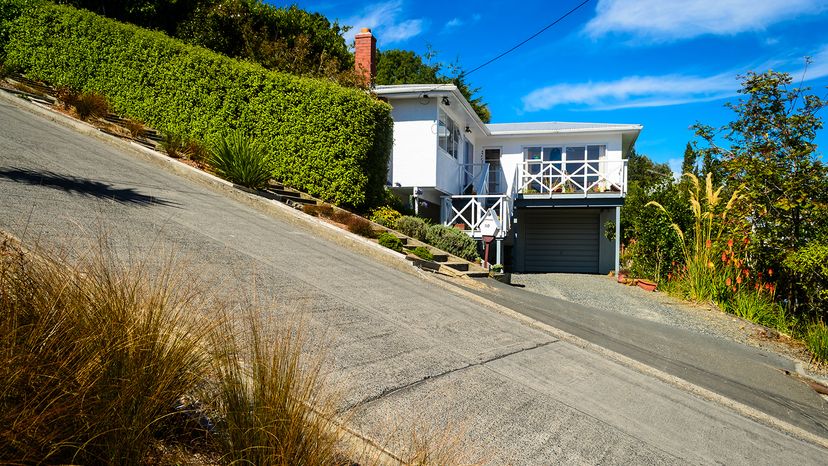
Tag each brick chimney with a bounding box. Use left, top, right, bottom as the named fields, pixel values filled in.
left=354, top=27, right=376, bottom=87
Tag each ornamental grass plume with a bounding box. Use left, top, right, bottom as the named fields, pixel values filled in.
left=647, top=173, right=743, bottom=302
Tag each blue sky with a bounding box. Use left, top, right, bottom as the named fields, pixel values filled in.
left=278, top=0, right=828, bottom=172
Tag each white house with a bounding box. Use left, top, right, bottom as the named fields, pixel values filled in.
left=354, top=29, right=642, bottom=274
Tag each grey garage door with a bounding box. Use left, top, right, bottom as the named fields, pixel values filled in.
left=523, top=208, right=600, bottom=273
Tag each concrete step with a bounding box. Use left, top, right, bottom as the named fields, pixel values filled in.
left=464, top=270, right=490, bottom=278
left=431, top=252, right=448, bottom=262
left=443, top=262, right=469, bottom=272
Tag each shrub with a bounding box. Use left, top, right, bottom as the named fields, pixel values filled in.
left=395, top=215, right=429, bottom=242
left=0, top=238, right=210, bottom=464
left=411, top=246, right=434, bottom=261
left=330, top=208, right=353, bottom=224
left=123, top=119, right=145, bottom=138
left=804, top=321, right=828, bottom=364
left=425, top=224, right=479, bottom=262
left=302, top=203, right=334, bottom=218
left=345, top=215, right=375, bottom=238
left=784, top=243, right=828, bottom=318
left=72, top=91, right=109, bottom=121
left=209, top=130, right=273, bottom=189
left=370, top=206, right=402, bottom=228
left=376, top=232, right=403, bottom=253
left=724, top=290, right=779, bottom=329
left=184, top=138, right=209, bottom=163
left=2, top=2, right=392, bottom=208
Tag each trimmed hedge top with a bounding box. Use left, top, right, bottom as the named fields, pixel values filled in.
left=2, top=1, right=392, bottom=208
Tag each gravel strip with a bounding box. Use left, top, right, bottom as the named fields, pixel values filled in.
left=511, top=273, right=826, bottom=376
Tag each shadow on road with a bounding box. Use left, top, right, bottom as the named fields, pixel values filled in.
left=0, top=167, right=178, bottom=207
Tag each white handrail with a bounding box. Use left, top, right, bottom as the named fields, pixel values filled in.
left=442, top=194, right=512, bottom=238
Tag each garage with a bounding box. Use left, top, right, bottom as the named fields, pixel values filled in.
left=521, top=208, right=600, bottom=273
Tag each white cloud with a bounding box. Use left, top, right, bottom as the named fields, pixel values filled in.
left=667, top=158, right=683, bottom=181
left=585, top=0, right=828, bottom=42
left=444, top=18, right=463, bottom=30
left=522, top=73, right=738, bottom=111
left=343, top=1, right=426, bottom=45
left=522, top=42, right=828, bottom=112
left=800, top=44, right=828, bottom=81
left=442, top=14, right=482, bottom=33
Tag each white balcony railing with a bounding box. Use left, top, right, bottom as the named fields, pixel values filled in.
left=441, top=194, right=512, bottom=239
left=517, top=159, right=628, bottom=196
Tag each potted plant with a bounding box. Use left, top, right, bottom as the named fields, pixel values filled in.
left=617, top=268, right=630, bottom=284
left=637, top=279, right=657, bottom=292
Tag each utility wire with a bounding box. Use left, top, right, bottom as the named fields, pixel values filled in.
left=414, top=0, right=594, bottom=100
left=462, top=0, right=594, bottom=78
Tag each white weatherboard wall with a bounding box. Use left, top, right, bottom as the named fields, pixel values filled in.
left=479, top=132, right=625, bottom=194
left=388, top=99, right=438, bottom=189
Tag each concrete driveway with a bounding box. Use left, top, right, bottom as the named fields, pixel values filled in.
left=1, top=93, right=826, bottom=464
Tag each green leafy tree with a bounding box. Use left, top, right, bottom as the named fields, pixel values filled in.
left=693, top=69, right=828, bottom=313
left=58, top=0, right=353, bottom=80
left=620, top=149, right=689, bottom=280
left=626, top=147, right=673, bottom=187
left=681, top=142, right=698, bottom=177
left=375, top=47, right=491, bottom=123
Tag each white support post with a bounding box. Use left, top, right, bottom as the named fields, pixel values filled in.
left=496, top=239, right=502, bottom=266
left=615, top=206, right=621, bottom=276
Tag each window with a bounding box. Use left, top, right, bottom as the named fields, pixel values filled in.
left=438, top=110, right=461, bottom=158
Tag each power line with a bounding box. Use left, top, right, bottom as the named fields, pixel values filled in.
left=462, top=0, right=594, bottom=78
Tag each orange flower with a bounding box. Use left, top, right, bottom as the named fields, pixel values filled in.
left=726, top=277, right=732, bottom=286
left=743, top=237, right=750, bottom=245
left=755, top=283, right=760, bottom=290
left=706, top=239, right=712, bottom=248
left=743, top=268, right=750, bottom=277
left=736, top=276, right=742, bottom=284
left=721, top=252, right=728, bottom=262
left=707, top=261, right=714, bottom=269
left=768, top=268, right=773, bottom=277
left=727, top=239, right=734, bottom=248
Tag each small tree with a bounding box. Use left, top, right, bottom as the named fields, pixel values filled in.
left=692, top=69, right=828, bottom=311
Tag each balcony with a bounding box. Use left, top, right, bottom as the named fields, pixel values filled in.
left=516, top=159, right=628, bottom=197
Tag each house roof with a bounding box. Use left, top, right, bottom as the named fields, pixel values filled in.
left=374, top=84, right=643, bottom=142
left=486, top=121, right=643, bottom=136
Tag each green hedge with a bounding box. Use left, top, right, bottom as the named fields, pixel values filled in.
left=1, top=2, right=392, bottom=208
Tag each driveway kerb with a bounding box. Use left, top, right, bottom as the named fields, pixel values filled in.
left=3, top=89, right=825, bottom=451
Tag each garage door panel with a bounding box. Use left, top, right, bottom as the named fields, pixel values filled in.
left=523, top=208, right=599, bottom=273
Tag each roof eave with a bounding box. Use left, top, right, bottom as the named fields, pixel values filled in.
left=488, top=126, right=643, bottom=137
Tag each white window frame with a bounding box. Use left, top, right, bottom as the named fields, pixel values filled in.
left=438, top=109, right=461, bottom=159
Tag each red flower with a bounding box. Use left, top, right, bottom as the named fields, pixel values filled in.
left=706, top=239, right=712, bottom=248
left=736, top=276, right=742, bottom=284
left=768, top=268, right=773, bottom=277
left=726, top=277, right=732, bottom=286
left=727, top=239, right=734, bottom=248
left=721, top=252, right=728, bottom=262
left=743, top=237, right=750, bottom=245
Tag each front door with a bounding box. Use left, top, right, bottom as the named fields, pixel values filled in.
left=484, top=148, right=501, bottom=193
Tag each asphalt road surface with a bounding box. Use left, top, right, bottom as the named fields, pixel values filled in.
left=1, top=94, right=826, bottom=464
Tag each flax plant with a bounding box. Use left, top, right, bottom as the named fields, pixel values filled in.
left=647, top=173, right=743, bottom=302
